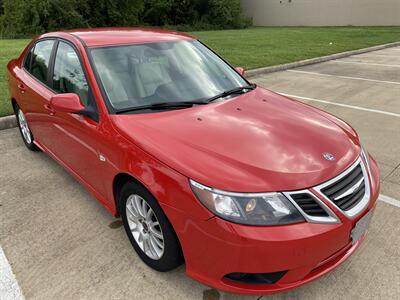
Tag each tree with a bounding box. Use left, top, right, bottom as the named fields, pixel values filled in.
left=1, top=0, right=87, bottom=37
left=85, top=0, right=143, bottom=27
left=207, top=0, right=250, bottom=28
left=0, top=0, right=251, bottom=38
left=142, top=0, right=173, bottom=26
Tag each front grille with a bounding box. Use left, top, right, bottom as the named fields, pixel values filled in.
left=291, top=193, right=329, bottom=217
left=321, top=164, right=366, bottom=211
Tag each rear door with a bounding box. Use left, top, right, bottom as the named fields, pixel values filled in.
left=18, top=39, right=56, bottom=145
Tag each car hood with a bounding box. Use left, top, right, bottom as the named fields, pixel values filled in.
left=110, top=88, right=361, bottom=192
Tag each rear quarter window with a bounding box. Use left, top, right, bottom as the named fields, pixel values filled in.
left=23, top=46, right=34, bottom=71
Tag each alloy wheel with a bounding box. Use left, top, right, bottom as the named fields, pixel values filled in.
left=125, top=194, right=165, bottom=260
left=18, top=109, right=32, bottom=144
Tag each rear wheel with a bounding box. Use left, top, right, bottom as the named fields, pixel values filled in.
left=14, top=104, right=39, bottom=151
left=119, top=181, right=184, bottom=271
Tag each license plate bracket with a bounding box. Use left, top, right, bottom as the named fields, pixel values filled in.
left=351, top=210, right=374, bottom=245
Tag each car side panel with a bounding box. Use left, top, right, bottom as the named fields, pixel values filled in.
left=87, top=117, right=214, bottom=220
left=8, top=38, right=111, bottom=206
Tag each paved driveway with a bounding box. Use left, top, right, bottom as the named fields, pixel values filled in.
left=1, top=46, right=400, bottom=300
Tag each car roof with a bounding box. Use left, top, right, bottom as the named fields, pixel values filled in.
left=47, top=27, right=195, bottom=48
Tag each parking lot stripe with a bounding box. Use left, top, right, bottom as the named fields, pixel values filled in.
left=287, top=70, right=400, bottom=85
left=277, top=92, right=400, bottom=118
left=0, top=246, right=25, bottom=300
left=379, top=195, right=400, bottom=208
left=334, top=60, right=400, bottom=68
left=357, top=54, right=400, bottom=58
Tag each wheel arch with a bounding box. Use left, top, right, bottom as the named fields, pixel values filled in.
left=112, top=171, right=186, bottom=262
left=11, top=98, right=18, bottom=112
left=113, top=172, right=140, bottom=216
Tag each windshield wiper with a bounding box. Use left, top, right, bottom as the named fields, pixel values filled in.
left=206, top=84, right=256, bottom=103
left=115, top=84, right=256, bottom=114
left=115, top=100, right=208, bottom=114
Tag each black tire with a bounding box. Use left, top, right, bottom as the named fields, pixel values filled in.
left=119, top=181, right=184, bottom=272
left=14, top=103, right=39, bottom=151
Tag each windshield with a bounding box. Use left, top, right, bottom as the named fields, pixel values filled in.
left=90, top=40, right=249, bottom=111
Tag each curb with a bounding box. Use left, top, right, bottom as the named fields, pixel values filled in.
left=0, top=41, right=399, bottom=131
left=0, top=115, right=17, bottom=131
left=245, top=41, right=400, bottom=78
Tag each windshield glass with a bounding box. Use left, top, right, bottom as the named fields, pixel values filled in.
left=90, top=40, right=248, bottom=111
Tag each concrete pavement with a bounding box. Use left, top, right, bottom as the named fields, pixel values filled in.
left=1, top=46, right=400, bottom=299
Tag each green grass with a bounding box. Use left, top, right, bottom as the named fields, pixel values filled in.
left=0, top=39, right=30, bottom=117
left=1, top=27, right=400, bottom=117
left=191, top=27, right=400, bottom=69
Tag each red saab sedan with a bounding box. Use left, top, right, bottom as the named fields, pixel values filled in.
left=7, top=28, right=380, bottom=295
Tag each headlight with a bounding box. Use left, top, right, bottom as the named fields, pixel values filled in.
left=190, top=180, right=304, bottom=226
left=361, top=145, right=371, bottom=172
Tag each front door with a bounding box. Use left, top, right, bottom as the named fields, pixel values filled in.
left=45, top=40, right=106, bottom=197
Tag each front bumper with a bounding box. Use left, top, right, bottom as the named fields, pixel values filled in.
left=161, top=155, right=380, bottom=295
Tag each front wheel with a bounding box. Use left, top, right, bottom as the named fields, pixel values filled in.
left=120, top=181, right=184, bottom=271
left=15, top=104, right=39, bottom=151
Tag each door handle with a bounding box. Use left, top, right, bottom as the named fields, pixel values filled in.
left=44, top=104, right=55, bottom=116
left=18, top=83, right=26, bottom=94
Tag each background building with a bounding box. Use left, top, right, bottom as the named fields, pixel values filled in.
left=241, top=0, right=400, bottom=26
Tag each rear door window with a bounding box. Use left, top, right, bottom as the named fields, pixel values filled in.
left=30, top=40, right=55, bottom=84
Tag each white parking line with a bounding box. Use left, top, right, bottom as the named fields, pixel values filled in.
left=379, top=195, right=400, bottom=208
left=356, top=54, right=400, bottom=58
left=277, top=92, right=400, bottom=118
left=334, top=60, right=400, bottom=68
left=0, top=246, right=25, bottom=300
left=287, top=70, right=400, bottom=85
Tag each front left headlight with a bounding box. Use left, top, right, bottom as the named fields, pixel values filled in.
left=190, top=180, right=304, bottom=226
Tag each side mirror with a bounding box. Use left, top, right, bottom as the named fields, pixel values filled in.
left=50, top=93, right=85, bottom=114
left=235, top=67, right=245, bottom=76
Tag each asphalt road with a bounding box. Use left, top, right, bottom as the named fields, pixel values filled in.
left=1, top=46, right=400, bottom=300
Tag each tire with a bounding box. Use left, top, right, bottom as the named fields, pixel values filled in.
left=119, top=181, right=184, bottom=272
left=14, top=104, right=39, bottom=151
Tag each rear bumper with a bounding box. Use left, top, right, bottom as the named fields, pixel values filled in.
left=161, top=155, right=380, bottom=295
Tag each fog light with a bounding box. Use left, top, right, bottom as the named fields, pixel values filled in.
left=224, top=271, right=287, bottom=284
